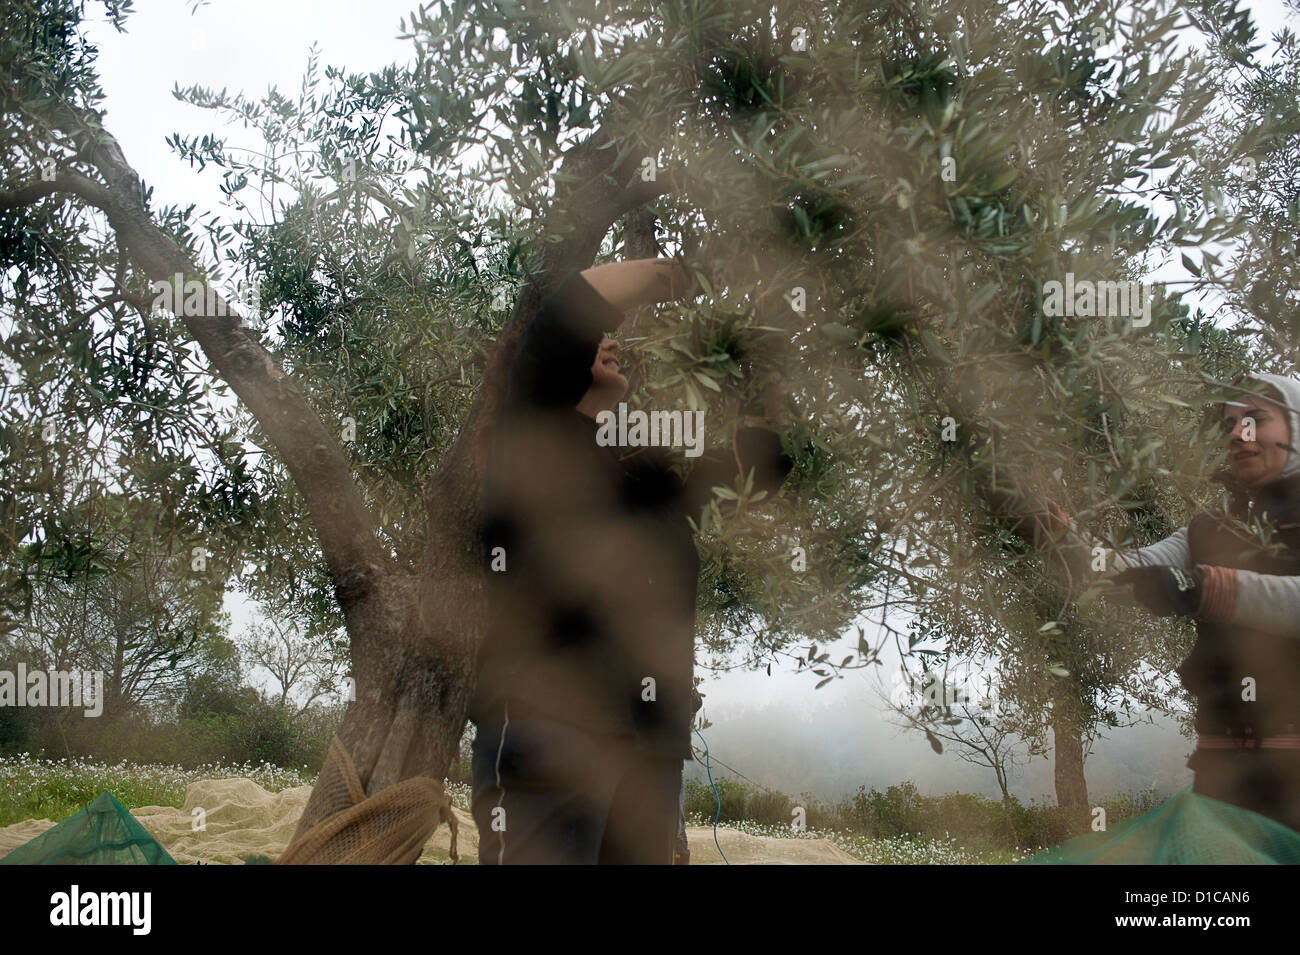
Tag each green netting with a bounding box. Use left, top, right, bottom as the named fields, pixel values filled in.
left=0, top=791, right=176, bottom=865
left=1022, top=786, right=1300, bottom=865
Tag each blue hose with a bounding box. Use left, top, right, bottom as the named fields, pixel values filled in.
left=694, top=726, right=729, bottom=866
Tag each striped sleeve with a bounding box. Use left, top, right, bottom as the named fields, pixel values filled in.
left=1210, top=568, right=1300, bottom=639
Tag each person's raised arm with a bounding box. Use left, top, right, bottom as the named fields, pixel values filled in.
left=1035, top=498, right=1300, bottom=637
left=579, top=258, right=691, bottom=312
left=506, top=258, right=690, bottom=410
left=1035, top=502, right=1191, bottom=572
left=1029, top=500, right=1190, bottom=606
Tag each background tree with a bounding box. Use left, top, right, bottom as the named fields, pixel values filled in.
left=4, top=489, right=230, bottom=742
left=883, top=659, right=1037, bottom=843
left=239, top=598, right=348, bottom=721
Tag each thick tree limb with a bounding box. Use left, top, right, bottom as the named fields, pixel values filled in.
left=1, top=97, right=390, bottom=613
left=622, top=205, right=661, bottom=260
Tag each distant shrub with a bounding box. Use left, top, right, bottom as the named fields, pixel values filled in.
left=791, top=791, right=839, bottom=831
left=1102, top=787, right=1163, bottom=821
left=23, top=696, right=338, bottom=775
left=1006, top=798, right=1078, bottom=850
left=837, top=779, right=1143, bottom=853
left=686, top=776, right=746, bottom=822
left=744, top=786, right=792, bottom=827
left=0, top=704, right=42, bottom=756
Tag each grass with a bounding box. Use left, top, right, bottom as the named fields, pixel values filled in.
left=3, top=754, right=1034, bottom=863
left=0, top=753, right=314, bottom=828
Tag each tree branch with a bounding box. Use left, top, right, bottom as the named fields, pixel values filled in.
left=2, top=85, right=390, bottom=613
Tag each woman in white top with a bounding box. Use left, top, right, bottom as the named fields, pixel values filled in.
left=1029, top=373, right=1300, bottom=862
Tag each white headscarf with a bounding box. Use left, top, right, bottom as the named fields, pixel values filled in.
left=1236, top=372, right=1300, bottom=482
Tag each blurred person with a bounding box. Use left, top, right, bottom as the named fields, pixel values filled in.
left=469, top=259, right=793, bottom=864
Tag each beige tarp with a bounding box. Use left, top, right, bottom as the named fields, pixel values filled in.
left=0, top=777, right=861, bottom=864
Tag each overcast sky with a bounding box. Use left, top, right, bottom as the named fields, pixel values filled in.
left=75, top=0, right=1299, bottom=801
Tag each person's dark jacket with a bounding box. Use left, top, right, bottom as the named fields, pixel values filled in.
left=1178, top=472, right=1300, bottom=742
left=468, top=269, right=793, bottom=759
left=1173, top=471, right=1300, bottom=830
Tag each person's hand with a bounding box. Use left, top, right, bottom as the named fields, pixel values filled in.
left=1112, top=565, right=1204, bottom=616
left=1043, top=498, right=1070, bottom=540
left=1022, top=497, right=1070, bottom=549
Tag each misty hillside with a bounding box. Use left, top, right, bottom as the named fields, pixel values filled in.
left=685, top=693, right=1196, bottom=807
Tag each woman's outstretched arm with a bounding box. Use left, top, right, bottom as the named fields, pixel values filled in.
left=579, top=258, right=691, bottom=312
